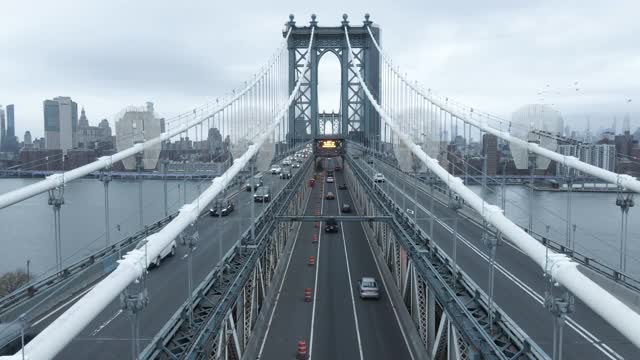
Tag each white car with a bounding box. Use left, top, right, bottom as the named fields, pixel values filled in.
left=270, top=165, right=282, bottom=174
left=373, top=173, right=385, bottom=183
left=136, top=238, right=176, bottom=269
left=282, top=160, right=291, bottom=166
left=326, top=176, right=334, bottom=183
left=357, top=277, right=380, bottom=299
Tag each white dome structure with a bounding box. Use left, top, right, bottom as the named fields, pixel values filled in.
left=115, top=102, right=162, bottom=170
left=510, top=104, right=564, bottom=170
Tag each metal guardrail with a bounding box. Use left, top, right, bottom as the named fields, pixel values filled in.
left=0, top=214, right=177, bottom=319
left=347, top=154, right=548, bottom=359
left=139, top=157, right=312, bottom=359
left=368, top=152, right=640, bottom=295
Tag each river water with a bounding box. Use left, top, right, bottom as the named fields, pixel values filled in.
left=468, top=184, right=640, bottom=278
left=0, top=178, right=207, bottom=278
left=1, top=178, right=639, bottom=280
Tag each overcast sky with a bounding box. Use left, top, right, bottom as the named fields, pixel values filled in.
left=1, top=0, right=638, bottom=139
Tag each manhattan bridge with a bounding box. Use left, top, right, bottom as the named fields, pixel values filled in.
left=1, top=14, right=639, bottom=360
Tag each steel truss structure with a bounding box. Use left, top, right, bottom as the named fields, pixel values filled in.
left=140, top=159, right=313, bottom=360
left=284, top=14, right=381, bottom=143
left=344, top=155, right=548, bottom=360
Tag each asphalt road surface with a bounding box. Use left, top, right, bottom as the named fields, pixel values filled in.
left=360, top=155, right=636, bottom=360
left=258, top=164, right=413, bottom=360
left=39, top=166, right=299, bottom=359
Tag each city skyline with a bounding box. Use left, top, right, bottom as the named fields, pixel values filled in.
left=1, top=1, right=638, bottom=140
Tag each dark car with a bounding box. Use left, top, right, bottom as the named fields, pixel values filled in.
left=280, top=170, right=292, bottom=179
left=254, top=186, right=271, bottom=202
left=324, top=217, right=339, bottom=233
left=338, top=183, right=347, bottom=190
left=325, top=191, right=335, bottom=200
left=209, top=199, right=235, bottom=216
left=245, top=176, right=263, bottom=191
left=341, top=204, right=351, bottom=213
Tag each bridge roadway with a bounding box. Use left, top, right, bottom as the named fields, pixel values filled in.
left=361, top=156, right=638, bottom=360
left=258, top=169, right=414, bottom=359
left=27, top=167, right=299, bottom=359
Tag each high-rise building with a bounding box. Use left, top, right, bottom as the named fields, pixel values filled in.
left=44, top=96, right=78, bottom=153
left=115, top=102, right=161, bottom=170
left=78, top=107, right=89, bottom=128
left=23, top=131, right=33, bottom=147
left=482, top=134, right=498, bottom=176
left=76, top=108, right=114, bottom=150
left=3, top=104, right=18, bottom=152
left=557, top=144, right=616, bottom=176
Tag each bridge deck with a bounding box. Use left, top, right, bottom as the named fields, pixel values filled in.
left=365, top=157, right=638, bottom=360
left=42, top=170, right=293, bottom=359
left=258, top=169, right=413, bottom=359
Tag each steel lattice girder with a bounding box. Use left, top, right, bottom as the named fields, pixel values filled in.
left=345, top=155, right=547, bottom=360
left=139, top=159, right=312, bottom=360
left=275, top=215, right=392, bottom=222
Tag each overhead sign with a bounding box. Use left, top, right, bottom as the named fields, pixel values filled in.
left=319, top=140, right=337, bottom=149
left=314, top=138, right=345, bottom=157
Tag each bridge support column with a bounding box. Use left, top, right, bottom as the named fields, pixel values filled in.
left=544, top=287, right=575, bottom=360
left=99, top=168, right=112, bottom=250
left=482, top=230, right=500, bottom=332
left=162, top=160, right=169, bottom=217
left=528, top=151, right=536, bottom=234
left=47, top=186, right=65, bottom=272
left=120, top=274, right=149, bottom=360
left=448, top=192, right=462, bottom=283
left=136, top=152, right=144, bottom=229
left=616, top=189, right=634, bottom=272
left=182, top=224, right=199, bottom=328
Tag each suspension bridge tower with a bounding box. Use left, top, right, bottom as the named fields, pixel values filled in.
left=284, top=13, right=381, bottom=148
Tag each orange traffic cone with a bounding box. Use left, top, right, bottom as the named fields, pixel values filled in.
left=297, top=340, right=308, bottom=359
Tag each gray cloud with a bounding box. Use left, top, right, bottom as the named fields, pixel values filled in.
left=0, top=0, right=638, bottom=138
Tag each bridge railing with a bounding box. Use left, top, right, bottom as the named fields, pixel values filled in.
left=0, top=213, right=177, bottom=324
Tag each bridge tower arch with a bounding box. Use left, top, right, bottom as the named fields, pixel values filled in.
left=284, top=13, right=381, bottom=146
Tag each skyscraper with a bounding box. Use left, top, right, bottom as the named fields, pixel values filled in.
left=44, top=96, right=78, bottom=153
left=6, top=104, right=17, bottom=152
left=24, top=131, right=32, bottom=146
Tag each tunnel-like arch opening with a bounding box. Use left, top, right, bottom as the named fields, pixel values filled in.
left=317, top=50, right=341, bottom=135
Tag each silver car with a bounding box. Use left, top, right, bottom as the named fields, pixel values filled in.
left=357, top=277, right=380, bottom=299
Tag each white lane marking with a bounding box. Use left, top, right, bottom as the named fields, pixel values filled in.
left=90, top=309, right=123, bottom=336
left=385, top=176, right=623, bottom=360
left=335, top=184, right=365, bottom=360
left=32, top=285, right=96, bottom=327
left=308, top=174, right=325, bottom=360
left=345, top=168, right=416, bottom=360
left=257, top=184, right=313, bottom=358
